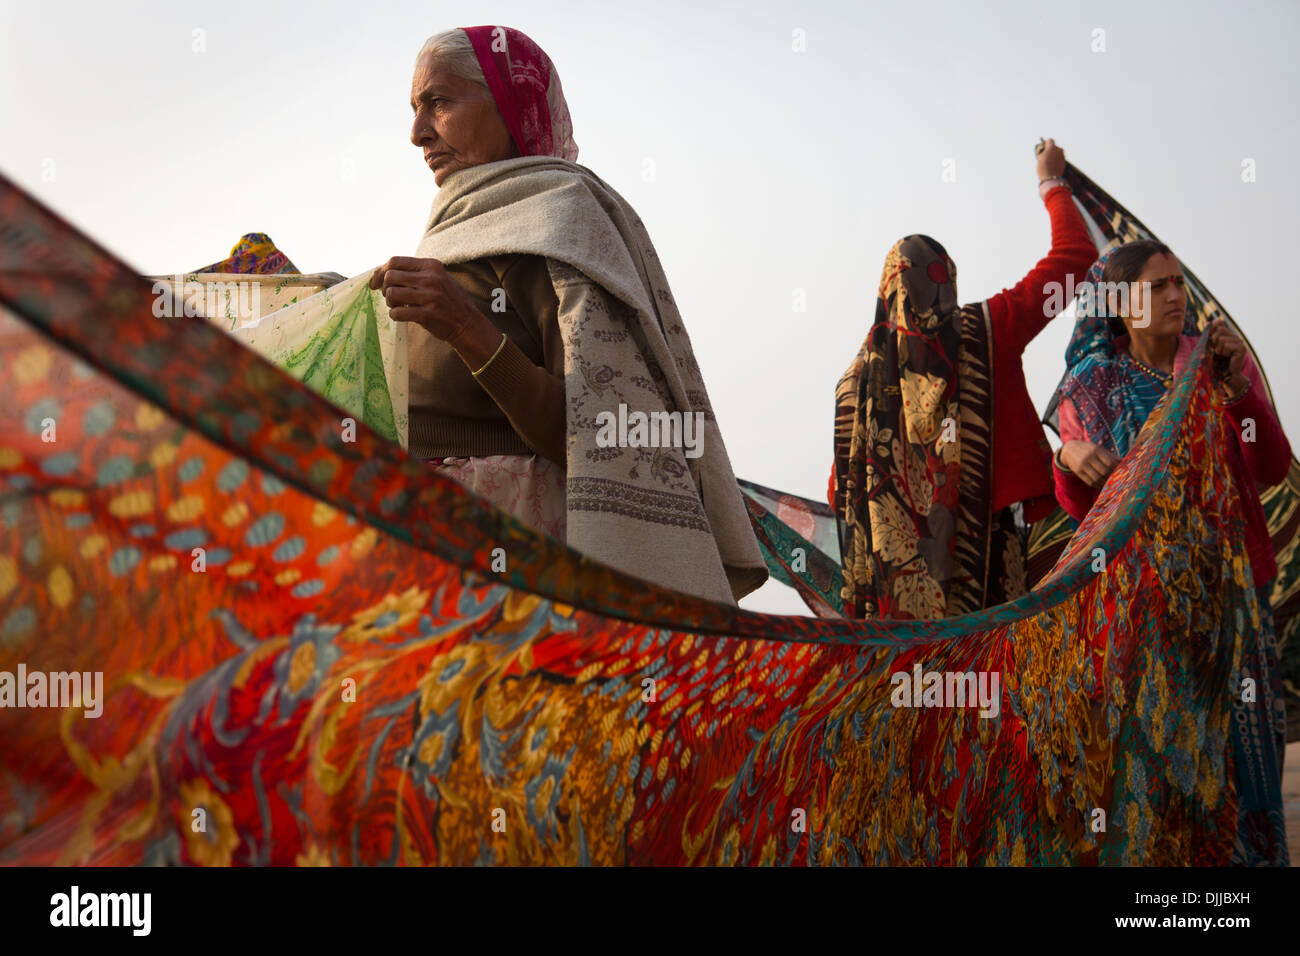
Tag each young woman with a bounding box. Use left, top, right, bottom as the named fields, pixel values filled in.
left=1052, top=239, right=1291, bottom=866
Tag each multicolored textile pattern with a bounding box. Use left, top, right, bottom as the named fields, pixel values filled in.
left=1025, top=508, right=1075, bottom=596
left=192, top=232, right=299, bottom=276
left=1048, top=251, right=1287, bottom=864
left=737, top=479, right=843, bottom=619
left=833, top=236, right=996, bottom=620
left=1052, top=248, right=1198, bottom=457
left=461, top=26, right=578, bottom=162
left=1041, top=164, right=1300, bottom=742
left=1232, top=585, right=1289, bottom=865
left=0, top=174, right=1265, bottom=865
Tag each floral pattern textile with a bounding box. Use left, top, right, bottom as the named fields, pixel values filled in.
left=834, top=236, right=996, bottom=620
left=1036, top=163, right=1299, bottom=743
left=227, top=272, right=409, bottom=448
left=0, top=174, right=1267, bottom=865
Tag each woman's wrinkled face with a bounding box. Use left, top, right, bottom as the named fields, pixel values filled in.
left=410, top=54, right=517, bottom=185
left=1118, top=252, right=1187, bottom=338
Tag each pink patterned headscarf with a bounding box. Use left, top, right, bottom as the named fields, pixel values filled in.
left=461, top=26, right=579, bottom=162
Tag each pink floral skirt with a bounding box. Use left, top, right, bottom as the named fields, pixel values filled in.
left=428, top=454, right=567, bottom=541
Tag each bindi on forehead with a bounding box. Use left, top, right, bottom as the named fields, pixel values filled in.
left=1143, top=254, right=1181, bottom=276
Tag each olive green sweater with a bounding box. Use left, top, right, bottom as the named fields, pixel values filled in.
left=407, top=254, right=567, bottom=466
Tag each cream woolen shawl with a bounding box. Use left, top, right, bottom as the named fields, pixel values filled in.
left=416, top=157, right=767, bottom=605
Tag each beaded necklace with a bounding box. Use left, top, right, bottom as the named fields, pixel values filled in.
left=1128, top=354, right=1174, bottom=388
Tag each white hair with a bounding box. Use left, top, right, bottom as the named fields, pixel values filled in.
left=416, top=29, right=487, bottom=89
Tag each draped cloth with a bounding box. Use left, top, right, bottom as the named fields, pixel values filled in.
left=1039, top=163, right=1300, bottom=744
left=1050, top=247, right=1288, bottom=864
left=416, top=28, right=760, bottom=602
left=834, top=236, right=998, bottom=620
left=738, top=478, right=843, bottom=619
left=461, top=25, right=578, bottom=163
left=1049, top=247, right=1201, bottom=457
left=227, top=273, right=409, bottom=449
left=738, top=164, right=1300, bottom=746
left=0, top=172, right=1278, bottom=865
left=416, top=156, right=766, bottom=604
left=193, top=232, right=299, bottom=276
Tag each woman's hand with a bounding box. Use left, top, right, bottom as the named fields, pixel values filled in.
left=1058, top=439, right=1119, bottom=489
left=1207, top=318, right=1249, bottom=401
left=370, top=256, right=488, bottom=345
left=1036, top=137, right=1066, bottom=181
left=370, top=256, right=504, bottom=369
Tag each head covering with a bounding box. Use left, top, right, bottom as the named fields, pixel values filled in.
left=1047, top=246, right=1198, bottom=457
left=833, top=235, right=1000, bottom=619
left=194, top=232, right=297, bottom=275
left=460, top=26, right=578, bottom=162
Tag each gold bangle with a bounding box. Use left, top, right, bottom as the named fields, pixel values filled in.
left=1221, top=379, right=1250, bottom=405
left=471, top=333, right=508, bottom=378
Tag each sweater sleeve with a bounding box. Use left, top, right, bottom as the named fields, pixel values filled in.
left=1222, top=350, right=1292, bottom=488
left=470, top=256, right=568, bottom=467
left=1052, top=396, right=1100, bottom=523
left=987, top=186, right=1098, bottom=357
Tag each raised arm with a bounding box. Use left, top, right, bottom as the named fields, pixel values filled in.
left=987, top=140, right=1097, bottom=356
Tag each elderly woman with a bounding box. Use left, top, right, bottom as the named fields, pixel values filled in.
left=369, top=26, right=766, bottom=605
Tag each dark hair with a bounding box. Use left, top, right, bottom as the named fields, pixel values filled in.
left=1099, top=240, right=1174, bottom=335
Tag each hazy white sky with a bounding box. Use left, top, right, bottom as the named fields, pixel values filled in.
left=3, top=0, right=1297, bottom=614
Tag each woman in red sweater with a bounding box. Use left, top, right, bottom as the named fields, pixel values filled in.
left=1051, top=239, right=1290, bottom=866
left=832, top=139, right=1096, bottom=619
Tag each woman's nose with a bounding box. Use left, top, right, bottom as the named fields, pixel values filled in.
left=411, top=117, right=432, bottom=147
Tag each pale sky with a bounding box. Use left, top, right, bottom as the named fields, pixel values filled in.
left=3, top=0, right=1297, bottom=615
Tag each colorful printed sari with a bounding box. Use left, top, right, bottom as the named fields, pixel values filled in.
left=1047, top=247, right=1200, bottom=457
left=834, top=236, right=999, bottom=620
left=1050, top=246, right=1288, bottom=865
left=765, top=168, right=1297, bottom=745
left=0, top=172, right=1270, bottom=864
left=1041, top=164, right=1300, bottom=744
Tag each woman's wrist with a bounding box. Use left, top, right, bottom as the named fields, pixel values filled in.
left=449, top=312, right=504, bottom=371
left=1038, top=176, right=1068, bottom=199
left=1054, top=445, right=1070, bottom=472
left=1219, top=374, right=1250, bottom=404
